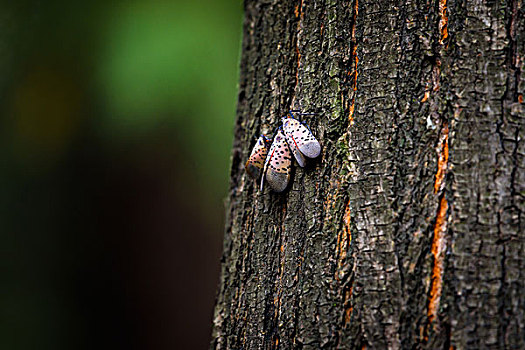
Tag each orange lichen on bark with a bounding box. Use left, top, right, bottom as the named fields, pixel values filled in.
left=426, top=196, right=448, bottom=331
left=351, top=0, right=359, bottom=89
left=434, top=121, right=449, bottom=194
left=425, top=118, right=450, bottom=340
left=421, top=90, right=430, bottom=102
left=335, top=201, right=352, bottom=279
left=518, top=94, right=524, bottom=103
left=337, top=202, right=354, bottom=325
left=439, top=0, right=448, bottom=44
left=348, top=103, right=356, bottom=125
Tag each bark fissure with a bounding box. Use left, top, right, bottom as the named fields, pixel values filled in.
left=497, top=209, right=508, bottom=349
left=293, top=0, right=304, bottom=105
left=347, top=0, right=359, bottom=125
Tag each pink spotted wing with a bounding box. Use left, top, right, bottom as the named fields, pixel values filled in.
left=260, top=129, right=292, bottom=192
left=281, top=117, right=321, bottom=160
left=245, top=135, right=270, bottom=180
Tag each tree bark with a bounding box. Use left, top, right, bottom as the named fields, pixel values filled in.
left=211, top=0, right=524, bottom=349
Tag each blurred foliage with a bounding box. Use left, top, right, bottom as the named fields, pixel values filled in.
left=3, top=0, right=241, bottom=196
left=96, top=1, right=241, bottom=195
left=0, top=0, right=242, bottom=349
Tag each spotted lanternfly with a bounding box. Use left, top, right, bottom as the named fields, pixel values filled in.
left=281, top=112, right=321, bottom=164
left=260, top=128, right=292, bottom=192
left=245, top=135, right=271, bottom=180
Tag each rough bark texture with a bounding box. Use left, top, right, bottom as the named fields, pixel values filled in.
left=212, top=0, right=524, bottom=349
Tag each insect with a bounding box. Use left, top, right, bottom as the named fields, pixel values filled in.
left=245, top=135, right=271, bottom=180
left=281, top=111, right=321, bottom=165
left=260, top=128, right=293, bottom=192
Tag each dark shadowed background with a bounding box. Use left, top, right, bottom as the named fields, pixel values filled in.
left=0, top=1, right=241, bottom=349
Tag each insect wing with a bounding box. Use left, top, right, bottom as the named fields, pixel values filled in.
left=282, top=117, right=321, bottom=159
left=260, top=129, right=292, bottom=192
left=284, top=130, right=306, bottom=167
left=245, top=135, right=270, bottom=179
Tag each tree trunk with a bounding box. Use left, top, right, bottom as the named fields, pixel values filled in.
left=211, top=0, right=524, bottom=349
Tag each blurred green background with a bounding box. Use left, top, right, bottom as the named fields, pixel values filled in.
left=0, top=0, right=241, bottom=349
